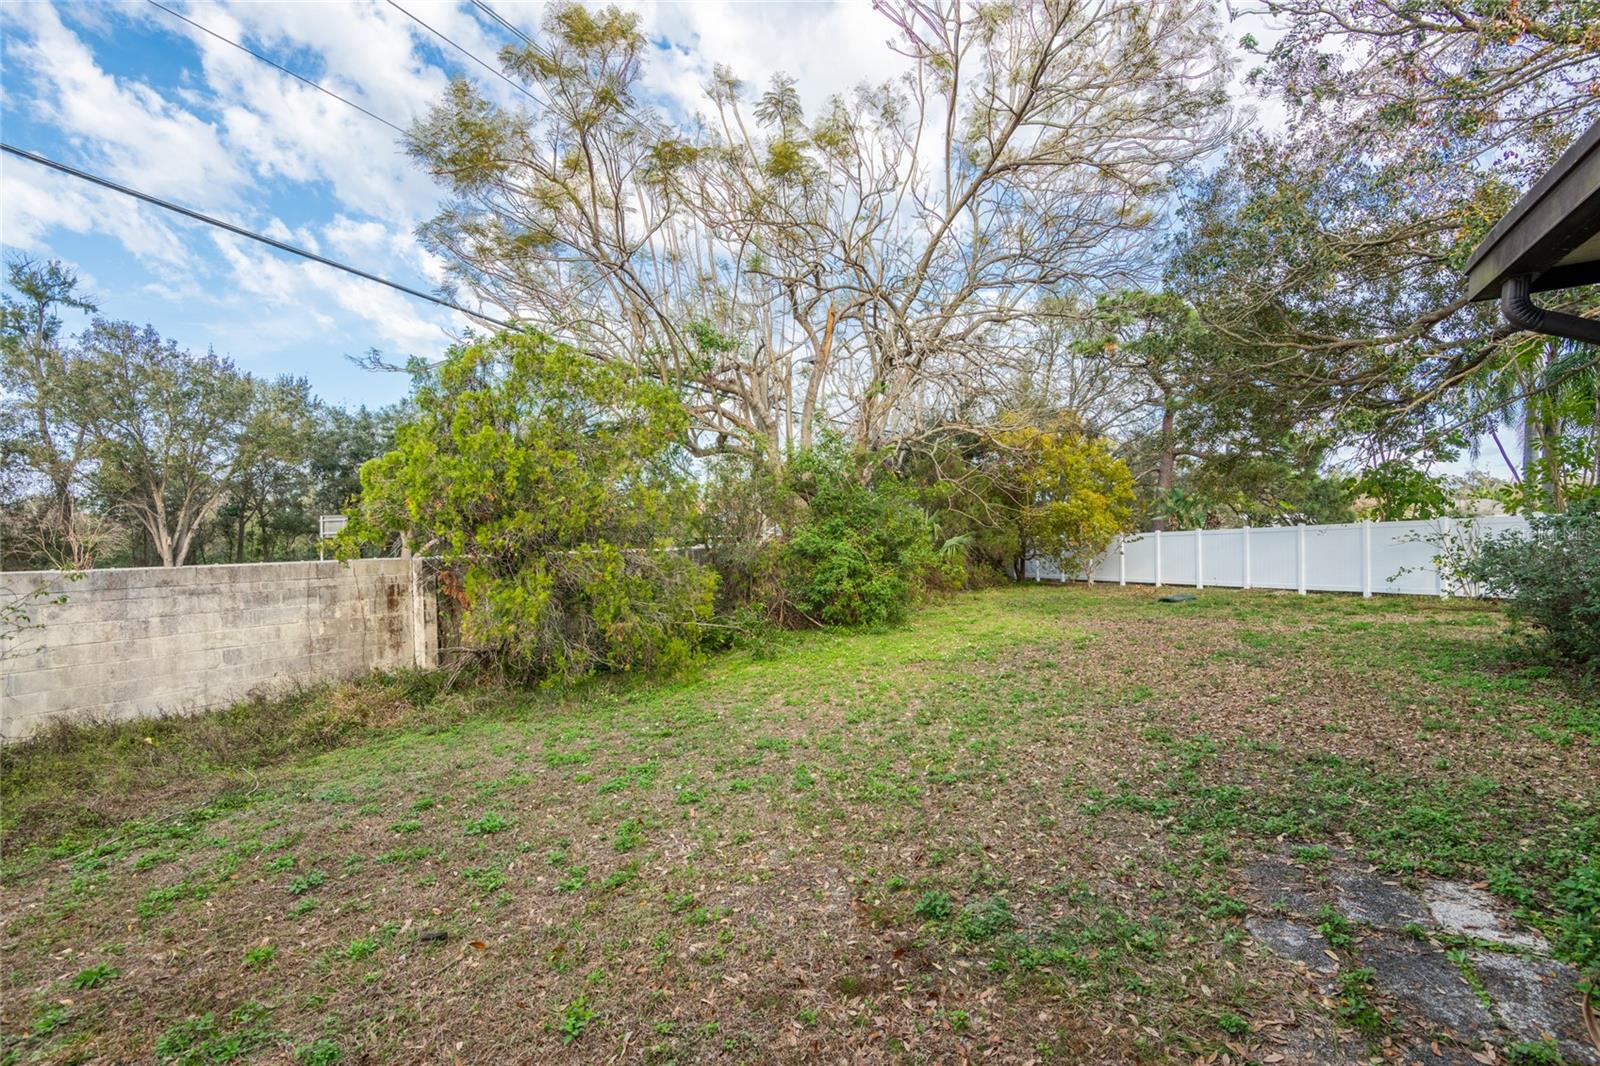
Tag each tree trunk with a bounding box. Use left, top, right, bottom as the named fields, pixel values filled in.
left=1521, top=389, right=1537, bottom=489
left=800, top=305, right=834, bottom=452
left=1591, top=387, right=1599, bottom=491
left=1538, top=341, right=1563, bottom=511
left=1543, top=402, right=1564, bottom=512
left=1153, top=402, right=1177, bottom=532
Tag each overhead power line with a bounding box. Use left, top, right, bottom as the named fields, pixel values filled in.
left=145, top=0, right=408, bottom=136
left=2, top=142, right=513, bottom=330
left=470, top=0, right=534, bottom=47
left=386, top=0, right=539, bottom=106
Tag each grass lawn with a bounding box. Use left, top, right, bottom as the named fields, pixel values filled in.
left=2, top=585, right=1596, bottom=1064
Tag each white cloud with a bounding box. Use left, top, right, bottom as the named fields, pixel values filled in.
left=208, top=231, right=465, bottom=355
left=177, top=1, right=448, bottom=227
left=6, top=2, right=249, bottom=208
left=0, top=156, right=192, bottom=270
left=630, top=2, right=905, bottom=122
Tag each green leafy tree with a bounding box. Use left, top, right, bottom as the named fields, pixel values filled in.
left=1182, top=455, right=1355, bottom=527
left=1165, top=136, right=1494, bottom=458
left=1155, top=487, right=1212, bottom=532
left=342, top=331, right=713, bottom=681
left=1459, top=333, right=1599, bottom=513
left=1076, top=293, right=1217, bottom=520
left=1351, top=461, right=1455, bottom=522
left=1073, top=291, right=1331, bottom=530
left=215, top=376, right=318, bottom=562
left=1169, top=3, right=1598, bottom=468
left=306, top=403, right=404, bottom=518
left=75, top=321, right=255, bottom=567
left=988, top=416, right=1135, bottom=580
left=0, top=257, right=99, bottom=566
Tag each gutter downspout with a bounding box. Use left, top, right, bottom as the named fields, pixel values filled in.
left=1501, top=275, right=1600, bottom=344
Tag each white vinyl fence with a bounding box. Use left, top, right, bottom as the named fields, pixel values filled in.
left=1023, top=515, right=1533, bottom=597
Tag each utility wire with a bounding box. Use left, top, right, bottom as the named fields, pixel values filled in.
left=2, top=142, right=513, bottom=330
left=145, top=0, right=408, bottom=136
left=470, top=0, right=533, bottom=47
left=386, top=0, right=539, bottom=106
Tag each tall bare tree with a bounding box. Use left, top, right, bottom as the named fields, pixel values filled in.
left=407, top=0, right=1233, bottom=458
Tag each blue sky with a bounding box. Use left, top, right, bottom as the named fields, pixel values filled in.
left=1, top=0, right=916, bottom=409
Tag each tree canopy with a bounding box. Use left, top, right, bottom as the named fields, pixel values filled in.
left=406, top=0, right=1234, bottom=455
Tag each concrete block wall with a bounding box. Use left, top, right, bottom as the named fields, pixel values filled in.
left=0, top=558, right=436, bottom=741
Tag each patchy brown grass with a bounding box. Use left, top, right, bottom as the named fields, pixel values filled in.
left=1, top=585, right=1595, bottom=1064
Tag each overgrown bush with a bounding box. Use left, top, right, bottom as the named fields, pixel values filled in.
left=898, top=414, right=1134, bottom=582
left=1553, top=856, right=1599, bottom=987
left=1465, top=499, right=1600, bottom=673
left=696, top=452, right=784, bottom=613
left=777, top=441, right=936, bottom=627
left=341, top=331, right=715, bottom=681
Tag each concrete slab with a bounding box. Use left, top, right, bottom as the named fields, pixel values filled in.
left=1360, top=933, right=1496, bottom=1043
left=1424, top=882, right=1551, bottom=952
left=1241, top=856, right=1327, bottom=917
left=1246, top=915, right=1341, bottom=974
left=1469, top=951, right=1600, bottom=1066
left=1331, top=867, right=1431, bottom=931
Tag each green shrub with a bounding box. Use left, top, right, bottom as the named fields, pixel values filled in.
left=1466, top=500, right=1600, bottom=672
left=955, top=895, right=1014, bottom=942
left=988, top=414, right=1135, bottom=582
left=295, top=1039, right=343, bottom=1066
left=778, top=441, right=935, bottom=627
left=71, top=964, right=119, bottom=989
left=1503, top=1038, right=1566, bottom=1066
left=1335, top=967, right=1385, bottom=1034
left=342, top=331, right=715, bottom=681
left=697, top=453, right=785, bottom=613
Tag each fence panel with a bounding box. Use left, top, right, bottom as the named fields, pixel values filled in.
left=1090, top=548, right=1120, bottom=583
left=1373, top=520, right=1446, bottom=596
left=1023, top=515, right=1533, bottom=597
left=1305, top=523, right=1364, bottom=594
left=1203, top=529, right=1245, bottom=588
left=1248, top=526, right=1300, bottom=590
left=1125, top=534, right=1158, bottom=584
